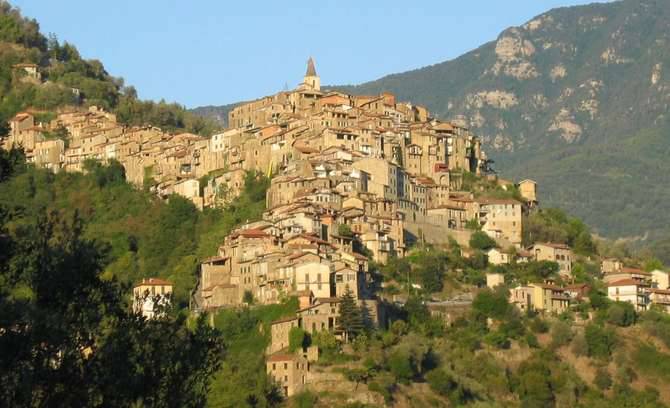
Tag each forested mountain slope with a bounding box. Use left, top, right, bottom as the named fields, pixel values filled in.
left=334, top=0, right=670, bottom=241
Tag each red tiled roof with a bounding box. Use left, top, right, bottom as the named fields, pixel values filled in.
left=533, top=242, right=571, bottom=250
left=238, top=229, right=270, bottom=238
left=621, top=267, right=650, bottom=275
left=202, top=255, right=229, bottom=264
left=607, top=279, right=646, bottom=287
left=476, top=197, right=522, bottom=205
left=271, top=316, right=298, bottom=325
left=267, top=353, right=298, bottom=362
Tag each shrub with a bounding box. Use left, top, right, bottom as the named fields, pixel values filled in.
left=517, top=357, right=555, bottom=408
left=570, top=333, right=588, bottom=357
left=390, top=320, right=408, bottom=337
left=288, top=327, right=308, bottom=353
left=633, top=343, right=670, bottom=381
left=426, top=369, right=457, bottom=396
left=585, top=324, right=616, bottom=359
left=338, top=223, right=353, bottom=237
left=242, top=289, right=254, bottom=305
left=607, top=302, right=636, bottom=327
left=641, top=308, right=670, bottom=347
left=594, top=368, right=612, bottom=390
left=387, top=350, right=414, bottom=383
left=484, top=330, right=511, bottom=349
left=525, top=333, right=540, bottom=348
left=293, top=390, right=318, bottom=408
left=469, top=231, right=496, bottom=250
left=530, top=318, right=549, bottom=334
left=549, top=320, right=573, bottom=349
left=472, top=288, right=511, bottom=320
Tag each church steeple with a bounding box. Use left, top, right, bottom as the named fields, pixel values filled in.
left=306, top=57, right=317, bottom=77
left=303, top=57, right=320, bottom=91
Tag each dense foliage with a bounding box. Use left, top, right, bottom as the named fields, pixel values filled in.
left=0, top=149, right=269, bottom=308
left=0, top=149, right=224, bottom=406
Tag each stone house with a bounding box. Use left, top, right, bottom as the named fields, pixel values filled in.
left=509, top=283, right=570, bottom=314
left=476, top=198, right=523, bottom=245
left=267, top=316, right=300, bottom=355
left=648, top=289, right=670, bottom=312
left=487, top=248, right=512, bottom=265
left=297, top=298, right=341, bottom=335
left=517, top=179, right=538, bottom=207
left=266, top=353, right=310, bottom=397
left=651, top=270, right=669, bottom=290
left=528, top=242, right=573, bottom=277
left=133, top=278, right=173, bottom=319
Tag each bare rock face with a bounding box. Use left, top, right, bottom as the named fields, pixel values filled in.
left=465, top=90, right=519, bottom=110
left=490, top=29, right=539, bottom=79
left=548, top=108, right=582, bottom=143
left=550, top=65, right=567, bottom=81
left=523, top=15, right=554, bottom=32
left=652, top=63, right=662, bottom=86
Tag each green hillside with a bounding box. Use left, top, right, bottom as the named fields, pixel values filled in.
left=333, top=0, right=670, bottom=242
left=0, top=2, right=219, bottom=135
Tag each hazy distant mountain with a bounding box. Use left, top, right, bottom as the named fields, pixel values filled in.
left=191, top=103, right=240, bottom=128
left=194, top=0, right=670, bottom=241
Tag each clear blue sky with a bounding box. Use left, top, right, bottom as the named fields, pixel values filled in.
left=12, top=0, right=609, bottom=108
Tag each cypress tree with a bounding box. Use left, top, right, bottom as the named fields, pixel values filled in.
left=338, top=286, right=363, bottom=342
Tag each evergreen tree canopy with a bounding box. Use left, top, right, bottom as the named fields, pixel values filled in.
left=337, top=286, right=364, bottom=342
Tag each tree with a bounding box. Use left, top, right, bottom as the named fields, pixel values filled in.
left=288, top=327, right=308, bottom=352
left=0, top=147, right=26, bottom=182
left=472, top=287, right=511, bottom=320
left=387, top=349, right=414, bottom=383
left=337, top=286, right=364, bottom=342
left=607, top=301, right=636, bottom=327
left=585, top=323, right=616, bottom=359
left=414, top=249, right=448, bottom=293
left=549, top=320, right=573, bottom=349
left=243, top=289, right=254, bottom=305
left=0, top=208, right=224, bottom=406
left=517, top=357, right=555, bottom=408
left=469, top=231, right=496, bottom=250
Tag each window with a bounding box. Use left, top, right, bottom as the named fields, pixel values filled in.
left=284, top=363, right=288, bottom=369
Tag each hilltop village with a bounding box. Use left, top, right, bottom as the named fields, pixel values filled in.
left=4, top=59, right=670, bottom=399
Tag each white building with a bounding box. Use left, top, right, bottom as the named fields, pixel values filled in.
left=606, top=279, right=649, bottom=312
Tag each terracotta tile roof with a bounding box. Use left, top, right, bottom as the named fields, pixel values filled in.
left=237, top=229, right=270, bottom=238
left=621, top=267, right=650, bottom=275
left=201, top=255, right=229, bottom=264
left=533, top=242, right=571, bottom=250
left=271, top=316, right=298, bottom=325
left=267, top=353, right=299, bottom=362
left=607, top=279, right=646, bottom=287
left=476, top=197, right=522, bottom=205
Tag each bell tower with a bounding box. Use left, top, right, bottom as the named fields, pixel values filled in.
left=303, top=57, right=320, bottom=91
